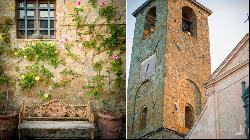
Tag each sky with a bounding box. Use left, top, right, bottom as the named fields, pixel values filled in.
left=126, top=0, right=249, bottom=89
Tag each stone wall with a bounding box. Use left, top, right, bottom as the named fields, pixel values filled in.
left=163, top=0, right=211, bottom=134
left=128, top=0, right=211, bottom=138
left=127, top=0, right=168, bottom=138
left=0, top=0, right=126, bottom=137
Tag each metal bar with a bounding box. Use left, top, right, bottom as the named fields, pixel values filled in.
left=22, top=18, right=36, bottom=20
left=48, top=0, right=51, bottom=39
left=39, top=28, right=55, bottom=30
left=25, top=8, right=36, bottom=10
left=38, top=7, right=56, bottom=10
left=36, top=0, right=39, bottom=35
left=39, top=18, right=50, bottom=20
left=24, top=0, right=27, bottom=38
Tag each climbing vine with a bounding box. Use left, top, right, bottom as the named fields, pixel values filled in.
left=0, top=18, right=12, bottom=85
left=1, top=0, right=125, bottom=107
left=64, top=0, right=126, bottom=109
left=18, top=63, right=54, bottom=90
left=14, top=41, right=59, bottom=68
left=73, top=0, right=126, bottom=106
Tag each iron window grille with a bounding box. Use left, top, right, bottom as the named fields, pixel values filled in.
left=16, top=0, right=56, bottom=39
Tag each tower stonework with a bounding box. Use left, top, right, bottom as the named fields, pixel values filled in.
left=127, top=0, right=212, bottom=139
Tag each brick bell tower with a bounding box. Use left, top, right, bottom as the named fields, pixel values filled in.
left=127, top=0, right=212, bottom=139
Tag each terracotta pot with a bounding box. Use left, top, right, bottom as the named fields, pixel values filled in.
left=0, top=111, right=18, bottom=139
left=98, top=112, right=123, bottom=139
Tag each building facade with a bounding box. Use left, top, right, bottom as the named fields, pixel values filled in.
left=187, top=33, right=249, bottom=139
left=127, top=0, right=212, bottom=138
left=0, top=0, right=125, bottom=107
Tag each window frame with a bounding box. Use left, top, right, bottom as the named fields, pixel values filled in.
left=16, top=0, right=56, bottom=39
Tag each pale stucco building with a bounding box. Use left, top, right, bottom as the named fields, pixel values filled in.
left=186, top=33, right=249, bottom=139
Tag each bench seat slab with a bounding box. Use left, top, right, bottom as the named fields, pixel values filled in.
left=19, top=121, right=94, bottom=129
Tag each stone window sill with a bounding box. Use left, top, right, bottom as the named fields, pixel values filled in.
left=15, top=39, right=57, bottom=41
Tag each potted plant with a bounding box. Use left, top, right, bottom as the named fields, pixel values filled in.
left=83, top=57, right=125, bottom=139
left=71, top=0, right=125, bottom=138
left=0, top=90, right=18, bottom=139
left=0, top=17, right=18, bottom=139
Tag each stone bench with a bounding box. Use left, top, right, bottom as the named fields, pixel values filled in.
left=18, top=100, right=95, bottom=139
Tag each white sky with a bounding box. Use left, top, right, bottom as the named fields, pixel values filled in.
left=126, top=0, right=249, bottom=90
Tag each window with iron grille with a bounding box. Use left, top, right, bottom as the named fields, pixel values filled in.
left=16, top=0, right=56, bottom=39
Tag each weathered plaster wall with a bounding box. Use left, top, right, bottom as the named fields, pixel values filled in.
left=163, top=0, right=211, bottom=134
left=0, top=0, right=126, bottom=129
left=187, top=35, right=249, bottom=139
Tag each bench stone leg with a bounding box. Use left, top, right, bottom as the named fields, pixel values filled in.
left=89, top=129, right=94, bottom=139
left=18, top=129, right=21, bottom=139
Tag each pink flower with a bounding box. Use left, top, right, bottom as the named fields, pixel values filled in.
left=112, top=54, right=119, bottom=60
left=99, top=0, right=106, bottom=7
left=63, top=37, right=68, bottom=43
left=76, top=0, right=81, bottom=7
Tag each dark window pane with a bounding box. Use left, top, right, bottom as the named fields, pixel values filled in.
left=27, top=30, right=34, bottom=38
left=40, top=3, right=48, bottom=8
left=27, top=20, right=34, bottom=28
left=17, top=20, right=25, bottom=29
left=40, top=20, right=48, bottom=28
left=50, top=10, right=54, bottom=18
left=40, top=10, right=48, bottom=18
left=50, top=20, right=54, bottom=28
left=18, top=10, right=25, bottom=18
left=50, top=31, right=55, bottom=36
left=40, top=30, right=48, bottom=35
left=17, top=30, right=25, bottom=38
left=27, top=10, right=35, bottom=18
left=18, top=1, right=24, bottom=8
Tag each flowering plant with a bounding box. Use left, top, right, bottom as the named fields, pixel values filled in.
left=72, top=0, right=84, bottom=29
left=75, top=0, right=126, bottom=114
left=83, top=61, right=105, bottom=99
left=18, top=63, right=53, bottom=90
left=38, top=90, right=52, bottom=101
left=99, top=0, right=106, bottom=7
left=0, top=18, right=12, bottom=85
left=14, top=41, right=59, bottom=68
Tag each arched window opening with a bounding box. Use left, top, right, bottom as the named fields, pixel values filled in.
left=187, top=79, right=202, bottom=116
left=140, top=106, right=147, bottom=130
left=185, top=105, right=194, bottom=129
left=182, top=6, right=197, bottom=37
left=143, top=7, right=156, bottom=39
